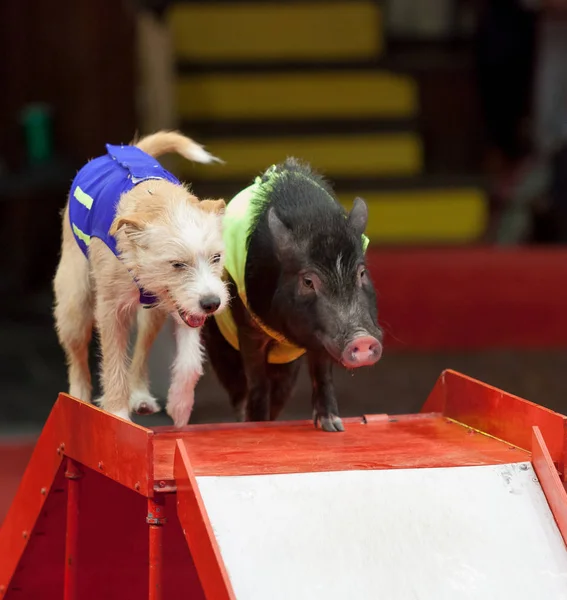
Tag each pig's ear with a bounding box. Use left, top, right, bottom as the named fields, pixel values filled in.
left=347, top=197, right=368, bottom=236
left=267, top=207, right=296, bottom=260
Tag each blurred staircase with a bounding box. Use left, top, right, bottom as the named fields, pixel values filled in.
left=166, top=0, right=488, bottom=245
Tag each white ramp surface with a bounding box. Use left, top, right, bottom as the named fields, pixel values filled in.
left=197, top=463, right=567, bottom=600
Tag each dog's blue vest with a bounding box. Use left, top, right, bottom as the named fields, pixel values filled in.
left=68, top=144, right=180, bottom=306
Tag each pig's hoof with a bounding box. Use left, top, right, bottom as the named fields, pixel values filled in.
left=233, top=401, right=246, bottom=422
left=314, top=412, right=345, bottom=432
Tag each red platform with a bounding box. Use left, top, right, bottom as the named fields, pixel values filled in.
left=1, top=370, right=567, bottom=599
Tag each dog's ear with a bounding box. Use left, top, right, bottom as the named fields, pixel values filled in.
left=109, top=215, right=146, bottom=236
left=199, top=199, right=226, bottom=215
left=185, top=193, right=201, bottom=206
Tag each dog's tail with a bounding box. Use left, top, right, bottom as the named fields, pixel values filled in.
left=135, top=130, right=222, bottom=164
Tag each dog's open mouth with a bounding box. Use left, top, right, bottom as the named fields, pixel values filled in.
left=178, top=310, right=206, bottom=328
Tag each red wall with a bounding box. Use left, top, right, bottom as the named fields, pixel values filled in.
left=368, top=247, right=567, bottom=351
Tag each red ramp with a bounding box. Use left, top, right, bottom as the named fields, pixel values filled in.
left=1, top=370, right=567, bottom=599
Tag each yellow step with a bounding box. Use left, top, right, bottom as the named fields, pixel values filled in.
left=180, top=133, right=423, bottom=180
left=338, top=189, right=488, bottom=244
left=177, top=71, right=417, bottom=121
left=168, top=1, right=382, bottom=63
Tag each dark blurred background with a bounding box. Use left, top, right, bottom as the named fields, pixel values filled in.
left=3, top=0, right=567, bottom=438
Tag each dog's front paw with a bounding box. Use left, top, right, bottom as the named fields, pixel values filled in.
left=129, top=389, right=161, bottom=415
left=108, top=408, right=132, bottom=422
left=166, top=393, right=194, bottom=428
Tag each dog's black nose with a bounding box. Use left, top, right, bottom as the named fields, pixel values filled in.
left=199, top=295, right=221, bottom=314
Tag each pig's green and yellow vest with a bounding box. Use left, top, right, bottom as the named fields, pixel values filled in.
left=214, top=167, right=370, bottom=364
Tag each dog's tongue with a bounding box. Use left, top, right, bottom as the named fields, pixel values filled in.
left=180, top=312, right=206, bottom=328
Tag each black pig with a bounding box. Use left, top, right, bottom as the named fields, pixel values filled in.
left=203, top=159, right=383, bottom=432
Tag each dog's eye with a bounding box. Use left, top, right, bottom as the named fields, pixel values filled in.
left=211, top=253, right=222, bottom=264
left=171, top=262, right=187, bottom=270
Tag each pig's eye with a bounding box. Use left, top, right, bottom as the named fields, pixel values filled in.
left=299, top=272, right=320, bottom=293
left=303, top=276, right=314, bottom=289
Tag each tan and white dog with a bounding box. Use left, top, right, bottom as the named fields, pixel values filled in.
left=53, top=131, right=228, bottom=426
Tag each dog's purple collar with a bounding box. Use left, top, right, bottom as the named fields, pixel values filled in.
left=140, top=290, right=158, bottom=308
left=131, top=275, right=158, bottom=308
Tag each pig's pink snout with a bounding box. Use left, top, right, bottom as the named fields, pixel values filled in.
left=342, top=336, right=382, bottom=368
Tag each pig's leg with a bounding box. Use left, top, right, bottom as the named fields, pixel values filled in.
left=224, top=282, right=271, bottom=422
left=308, top=353, right=344, bottom=432
left=202, top=317, right=248, bottom=421
left=268, top=360, right=301, bottom=420
left=239, top=330, right=271, bottom=422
